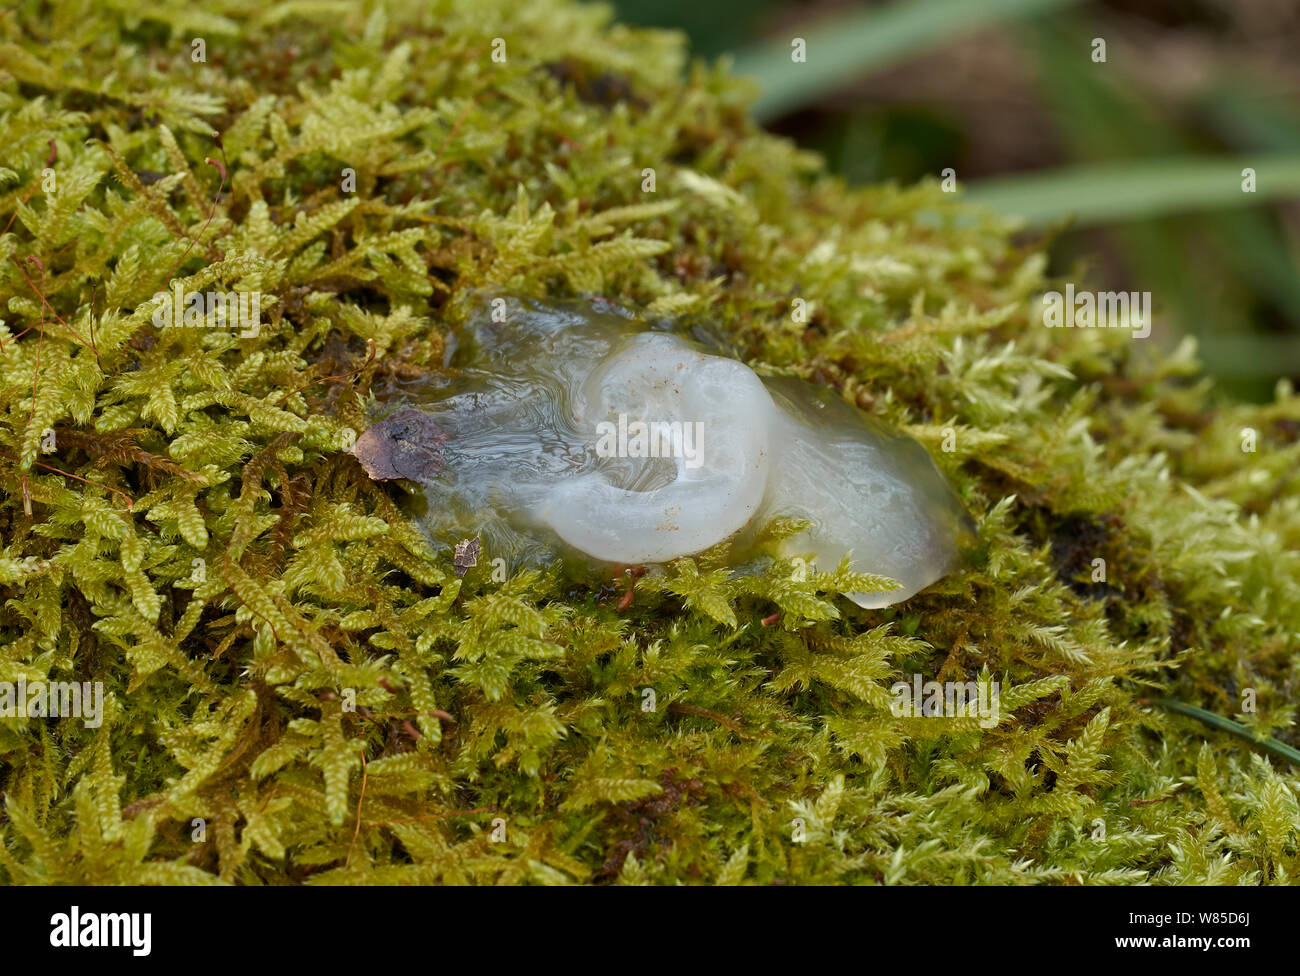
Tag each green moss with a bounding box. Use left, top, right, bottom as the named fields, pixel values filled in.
left=1, top=0, right=1298, bottom=885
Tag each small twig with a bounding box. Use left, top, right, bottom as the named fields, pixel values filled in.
left=346, top=748, right=369, bottom=868
left=342, top=707, right=456, bottom=724
left=0, top=450, right=135, bottom=509
left=554, top=131, right=585, bottom=153
left=275, top=338, right=376, bottom=407
left=668, top=702, right=752, bottom=739
left=11, top=255, right=94, bottom=348
left=161, top=136, right=229, bottom=286
left=362, top=807, right=494, bottom=828
left=1128, top=784, right=1185, bottom=807
left=256, top=785, right=279, bottom=815
left=87, top=280, right=101, bottom=369
left=221, top=552, right=283, bottom=643
left=24, top=261, right=45, bottom=432
left=433, top=97, right=480, bottom=168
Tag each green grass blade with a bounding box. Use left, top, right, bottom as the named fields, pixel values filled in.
left=733, top=0, right=1087, bottom=122
left=963, top=154, right=1300, bottom=226
left=1202, top=85, right=1300, bottom=153
left=1151, top=699, right=1300, bottom=767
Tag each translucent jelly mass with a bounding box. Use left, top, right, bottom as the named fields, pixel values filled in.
left=378, top=298, right=973, bottom=607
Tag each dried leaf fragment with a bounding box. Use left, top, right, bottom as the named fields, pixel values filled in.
left=453, top=536, right=481, bottom=577
left=348, top=408, right=446, bottom=482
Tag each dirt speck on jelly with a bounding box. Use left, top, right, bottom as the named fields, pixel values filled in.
left=349, top=408, right=448, bottom=482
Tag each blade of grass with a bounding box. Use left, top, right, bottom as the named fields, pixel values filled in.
left=1020, top=18, right=1297, bottom=396
left=1150, top=699, right=1300, bottom=767
left=732, top=0, right=1087, bottom=122
left=1215, top=210, right=1300, bottom=331
left=1202, top=85, right=1300, bottom=154
left=963, top=154, right=1300, bottom=226
left=1020, top=17, right=1245, bottom=386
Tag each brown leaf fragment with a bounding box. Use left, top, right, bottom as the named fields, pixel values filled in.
left=348, top=408, right=446, bottom=482
left=453, top=536, right=480, bottom=577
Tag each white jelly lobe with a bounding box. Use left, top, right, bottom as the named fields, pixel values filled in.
left=760, top=379, right=971, bottom=606
left=537, top=334, right=773, bottom=563
left=399, top=298, right=971, bottom=606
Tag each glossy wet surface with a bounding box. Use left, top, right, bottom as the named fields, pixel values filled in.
left=376, top=297, right=972, bottom=606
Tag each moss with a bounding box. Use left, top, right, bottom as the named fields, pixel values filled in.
left=1, top=0, right=1298, bottom=885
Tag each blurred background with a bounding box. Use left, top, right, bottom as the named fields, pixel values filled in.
left=613, top=0, right=1300, bottom=401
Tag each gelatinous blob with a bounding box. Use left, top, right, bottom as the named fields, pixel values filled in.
left=370, top=298, right=973, bottom=606
left=760, top=379, right=973, bottom=607
left=536, top=332, right=773, bottom=563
